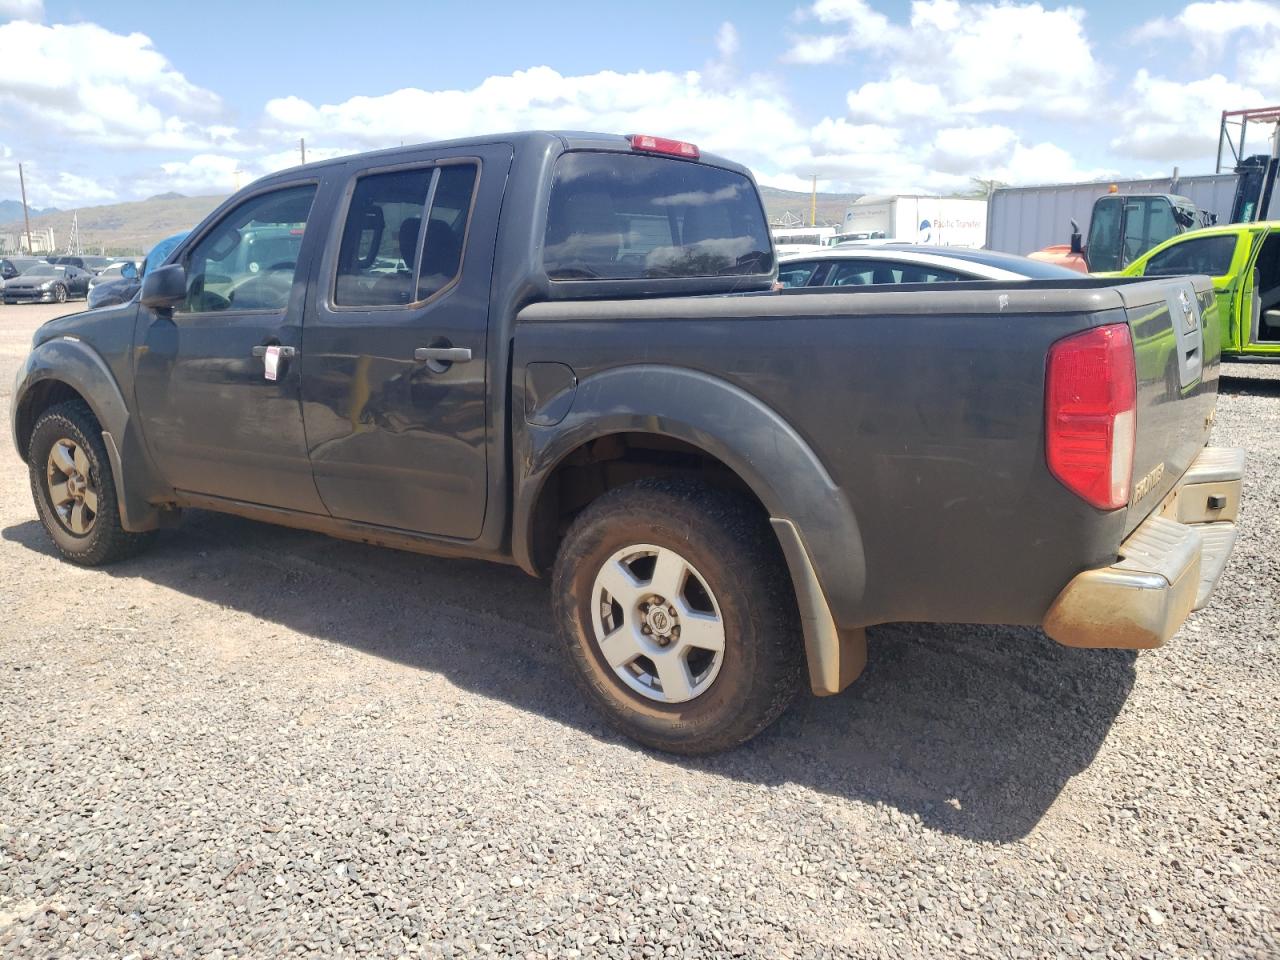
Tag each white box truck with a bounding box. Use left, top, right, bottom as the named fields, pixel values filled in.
left=839, top=195, right=988, bottom=247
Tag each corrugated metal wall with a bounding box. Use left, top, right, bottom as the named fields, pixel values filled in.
left=986, top=174, right=1241, bottom=255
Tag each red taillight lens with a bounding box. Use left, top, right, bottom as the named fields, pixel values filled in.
left=627, top=134, right=700, bottom=159
left=1045, top=323, right=1136, bottom=510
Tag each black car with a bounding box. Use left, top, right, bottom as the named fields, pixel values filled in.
left=1, top=256, right=43, bottom=281
left=3, top=263, right=92, bottom=303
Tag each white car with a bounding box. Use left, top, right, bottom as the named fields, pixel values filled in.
left=777, top=245, right=1082, bottom=288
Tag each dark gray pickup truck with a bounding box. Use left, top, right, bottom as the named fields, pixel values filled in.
left=11, top=131, right=1245, bottom=754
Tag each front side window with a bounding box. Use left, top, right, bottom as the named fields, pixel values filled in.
left=544, top=152, right=772, bottom=280
left=334, top=162, right=477, bottom=307
left=1145, top=235, right=1238, bottom=278
left=179, top=184, right=316, bottom=314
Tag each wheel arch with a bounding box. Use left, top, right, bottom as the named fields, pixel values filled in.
left=513, top=365, right=869, bottom=694
left=13, top=337, right=168, bottom=531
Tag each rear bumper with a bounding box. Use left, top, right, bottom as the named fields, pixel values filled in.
left=1043, top=446, right=1245, bottom=650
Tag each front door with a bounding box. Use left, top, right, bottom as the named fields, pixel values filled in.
left=133, top=182, right=328, bottom=512
left=300, top=146, right=510, bottom=539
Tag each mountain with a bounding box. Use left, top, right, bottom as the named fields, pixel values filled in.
left=0, top=194, right=226, bottom=255
left=0, top=199, right=59, bottom=223
left=758, top=186, right=860, bottom=229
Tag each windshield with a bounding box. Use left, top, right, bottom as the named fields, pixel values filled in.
left=544, top=152, right=773, bottom=280
left=24, top=265, right=63, bottom=277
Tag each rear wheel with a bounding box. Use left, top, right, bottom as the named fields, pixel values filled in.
left=552, top=478, right=803, bottom=755
left=28, top=401, right=155, bottom=565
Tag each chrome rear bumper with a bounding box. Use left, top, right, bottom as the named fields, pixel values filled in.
left=1043, top=446, right=1245, bottom=650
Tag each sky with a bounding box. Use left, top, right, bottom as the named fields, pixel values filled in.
left=0, top=0, right=1278, bottom=209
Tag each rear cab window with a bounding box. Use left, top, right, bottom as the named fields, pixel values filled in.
left=544, top=152, right=773, bottom=281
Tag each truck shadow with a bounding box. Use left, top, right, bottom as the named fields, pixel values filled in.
left=1219, top=371, right=1280, bottom=397
left=3, top=513, right=1134, bottom=844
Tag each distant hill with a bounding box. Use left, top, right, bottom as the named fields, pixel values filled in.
left=0, top=193, right=226, bottom=255
left=759, top=186, right=859, bottom=228
left=0, top=199, right=59, bottom=223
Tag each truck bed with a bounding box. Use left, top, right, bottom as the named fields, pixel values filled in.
left=515, top=276, right=1220, bottom=630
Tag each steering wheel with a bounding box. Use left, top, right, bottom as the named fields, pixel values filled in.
left=267, top=261, right=296, bottom=272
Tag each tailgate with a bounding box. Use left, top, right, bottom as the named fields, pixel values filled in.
left=1116, top=276, right=1221, bottom=534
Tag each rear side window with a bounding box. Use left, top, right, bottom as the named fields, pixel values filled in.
left=825, top=260, right=966, bottom=286
left=1144, top=235, right=1238, bottom=278
left=778, top=261, right=820, bottom=288
left=544, top=152, right=772, bottom=280
left=334, top=162, right=478, bottom=307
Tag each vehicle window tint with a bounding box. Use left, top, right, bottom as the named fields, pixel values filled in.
left=1144, top=235, right=1238, bottom=278
left=826, top=261, right=901, bottom=286
left=335, top=169, right=432, bottom=306
left=333, top=163, right=477, bottom=307
left=418, top=163, right=477, bottom=301
left=544, top=152, right=772, bottom=280
left=1087, top=197, right=1123, bottom=272
left=778, top=261, right=819, bottom=287
left=180, top=184, right=315, bottom=314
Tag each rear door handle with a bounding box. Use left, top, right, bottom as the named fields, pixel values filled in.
left=252, top=345, right=297, bottom=358
left=414, top=346, right=472, bottom=364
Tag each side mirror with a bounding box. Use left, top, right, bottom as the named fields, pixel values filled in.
left=120, top=261, right=138, bottom=280
left=1068, top=219, right=1083, bottom=256
left=140, top=263, right=186, bottom=309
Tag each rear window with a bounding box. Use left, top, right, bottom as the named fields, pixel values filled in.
left=544, top=152, right=773, bottom=281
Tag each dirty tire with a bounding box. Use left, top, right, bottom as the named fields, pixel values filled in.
left=552, top=477, right=804, bottom=755
left=28, top=400, right=155, bottom=566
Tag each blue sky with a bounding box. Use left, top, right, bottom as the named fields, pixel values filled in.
left=1, top=0, right=1278, bottom=208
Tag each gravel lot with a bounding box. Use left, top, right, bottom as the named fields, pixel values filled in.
left=0, top=301, right=1276, bottom=959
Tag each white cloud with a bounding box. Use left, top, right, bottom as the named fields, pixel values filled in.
left=1135, top=1, right=1280, bottom=53
left=929, top=125, right=1018, bottom=173
left=1110, top=69, right=1265, bottom=162
left=0, top=0, right=42, bottom=21
left=0, top=21, right=236, bottom=149
left=261, top=66, right=809, bottom=174
left=784, top=0, right=903, bottom=62
left=786, top=0, right=1102, bottom=120
left=715, top=21, right=739, bottom=59
left=846, top=78, right=949, bottom=120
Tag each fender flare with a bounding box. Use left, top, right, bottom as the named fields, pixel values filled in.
left=513, top=365, right=869, bottom=691
left=12, top=337, right=167, bottom=531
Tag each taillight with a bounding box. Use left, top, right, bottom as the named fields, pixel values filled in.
left=627, top=134, right=700, bottom=159
left=1045, top=323, right=1136, bottom=510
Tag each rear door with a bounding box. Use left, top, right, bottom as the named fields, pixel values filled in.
left=300, top=145, right=511, bottom=539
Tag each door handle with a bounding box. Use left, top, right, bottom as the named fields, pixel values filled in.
left=252, top=345, right=297, bottom=358
left=414, top=346, right=471, bottom=364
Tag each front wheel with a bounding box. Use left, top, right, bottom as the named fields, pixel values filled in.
left=28, top=400, right=155, bottom=565
left=552, top=478, right=804, bottom=755
left=52, top=283, right=67, bottom=303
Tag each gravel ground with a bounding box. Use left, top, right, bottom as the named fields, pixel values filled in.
left=0, top=301, right=1276, bottom=959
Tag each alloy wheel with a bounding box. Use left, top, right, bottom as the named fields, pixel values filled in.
left=46, top=438, right=98, bottom=536
left=590, top=544, right=726, bottom=703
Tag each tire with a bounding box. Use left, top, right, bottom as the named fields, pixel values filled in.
left=552, top=477, right=804, bottom=755
left=28, top=400, right=155, bottom=566
left=52, top=284, right=67, bottom=304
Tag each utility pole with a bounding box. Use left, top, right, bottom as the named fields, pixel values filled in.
left=300, top=137, right=306, bottom=165
left=810, top=173, right=818, bottom=227
left=18, top=163, right=33, bottom=254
